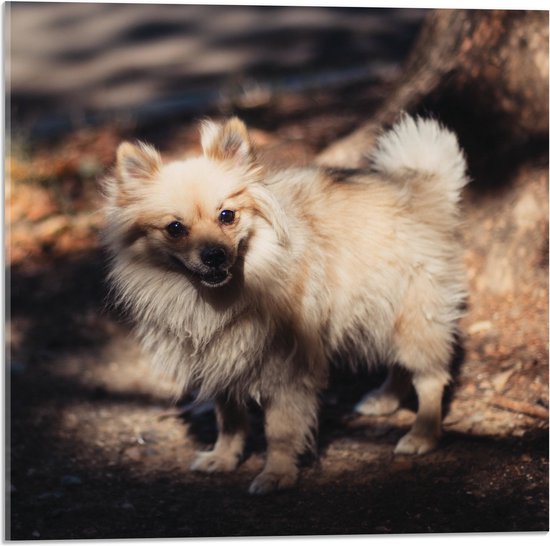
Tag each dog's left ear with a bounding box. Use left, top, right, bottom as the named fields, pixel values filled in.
left=200, top=117, right=255, bottom=165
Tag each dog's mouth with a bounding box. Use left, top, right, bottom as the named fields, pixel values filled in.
left=169, top=255, right=232, bottom=288
left=200, top=268, right=231, bottom=287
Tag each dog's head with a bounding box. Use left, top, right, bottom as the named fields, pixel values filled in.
left=106, top=118, right=288, bottom=288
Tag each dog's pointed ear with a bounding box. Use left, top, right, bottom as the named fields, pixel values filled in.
left=116, top=141, right=162, bottom=188
left=200, top=117, right=254, bottom=165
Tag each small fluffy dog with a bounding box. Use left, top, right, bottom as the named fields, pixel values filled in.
left=104, top=115, right=468, bottom=494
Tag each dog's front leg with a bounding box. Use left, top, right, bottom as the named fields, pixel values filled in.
left=249, top=386, right=318, bottom=495
left=190, top=393, right=248, bottom=473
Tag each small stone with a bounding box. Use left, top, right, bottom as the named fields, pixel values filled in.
left=491, top=368, right=516, bottom=392
left=468, top=320, right=494, bottom=335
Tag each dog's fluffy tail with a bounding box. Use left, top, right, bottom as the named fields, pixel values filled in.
left=370, top=114, right=469, bottom=205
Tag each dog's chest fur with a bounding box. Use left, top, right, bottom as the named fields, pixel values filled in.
left=110, top=256, right=305, bottom=401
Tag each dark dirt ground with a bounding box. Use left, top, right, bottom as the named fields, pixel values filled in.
left=6, top=5, right=549, bottom=541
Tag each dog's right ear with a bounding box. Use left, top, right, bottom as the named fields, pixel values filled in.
left=116, top=141, right=162, bottom=190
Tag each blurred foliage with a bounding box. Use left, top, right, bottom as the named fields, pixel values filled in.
left=6, top=127, right=123, bottom=267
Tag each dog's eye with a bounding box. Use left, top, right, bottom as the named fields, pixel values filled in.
left=219, top=209, right=236, bottom=225
left=165, top=221, right=188, bottom=238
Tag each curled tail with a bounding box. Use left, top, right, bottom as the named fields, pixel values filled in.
left=369, top=114, right=469, bottom=206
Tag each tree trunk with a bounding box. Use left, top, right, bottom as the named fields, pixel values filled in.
left=317, top=9, right=549, bottom=172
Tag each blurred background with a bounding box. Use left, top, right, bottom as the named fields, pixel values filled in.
left=7, top=3, right=424, bottom=137
left=5, top=2, right=549, bottom=540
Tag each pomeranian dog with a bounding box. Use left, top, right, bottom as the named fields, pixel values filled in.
left=103, top=115, right=468, bottom=494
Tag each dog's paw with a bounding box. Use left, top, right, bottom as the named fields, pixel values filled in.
left=190, top=450, right=240, bottom=473
left=394, top=431, right=438, bottom=455
left=248, top=470, right=297, bottom=495
left=354, top=391, right=400, bottom=416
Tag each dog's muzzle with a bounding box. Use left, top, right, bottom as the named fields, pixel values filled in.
left=170, top=251, right=232, bottom=288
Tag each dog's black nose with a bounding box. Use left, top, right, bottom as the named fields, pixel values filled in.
left=200, top=245, right=227, bottom=268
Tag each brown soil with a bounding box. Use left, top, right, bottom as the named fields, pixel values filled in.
left=7, top=84, right=548, bottom=539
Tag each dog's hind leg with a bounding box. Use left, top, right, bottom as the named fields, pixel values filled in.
left=190, top=393, right=248, bottom=473
left=394, top=370, right=447, bottom=455
left=392, top=329, right=452, bottom=454
left=390, top=280, right=455, bottom=455
left=355, top=365, right=412, bottom=416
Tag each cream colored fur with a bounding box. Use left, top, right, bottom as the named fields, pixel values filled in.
left=103, top=114, right=469, bottom=494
